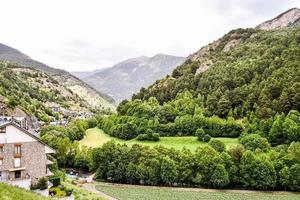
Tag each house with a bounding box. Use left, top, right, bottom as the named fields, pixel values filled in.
left=0, top=121, right=55, bottom=185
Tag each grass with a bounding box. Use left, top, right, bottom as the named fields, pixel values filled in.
left=80, top=127, right=239, bottom=151
left=95, top=182, right=300, bottom=200
left=63, top=180, right=105, bottom=200
left=0, top=182, right=49, bottom=200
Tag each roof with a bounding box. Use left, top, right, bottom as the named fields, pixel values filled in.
left=0, top=121, right=56, bottom=153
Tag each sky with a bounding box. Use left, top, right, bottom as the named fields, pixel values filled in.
left=0, top=0, right=299, bottom=71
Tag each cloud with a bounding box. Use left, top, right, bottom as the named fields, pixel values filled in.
left=0, top=0, right=299, bottom=71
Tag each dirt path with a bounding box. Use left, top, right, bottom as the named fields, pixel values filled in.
left=81, top=174, right=117, bottom=200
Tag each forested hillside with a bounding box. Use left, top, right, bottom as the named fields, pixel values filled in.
left=0, top=62, right=103, bottom=122
left=0, top=43, right=115, bottom=110
left=133, top=27, right=300, bottom=120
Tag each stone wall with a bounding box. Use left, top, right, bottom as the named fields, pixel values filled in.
left=0, top=141, right=47, bottom=181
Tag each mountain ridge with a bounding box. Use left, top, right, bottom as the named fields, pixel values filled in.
left=0, top=43, right=115, bottom=111
left=72, top=54, right=185, bottom=103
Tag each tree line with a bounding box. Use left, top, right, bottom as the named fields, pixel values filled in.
left=91, top=140, right=300, bottom=191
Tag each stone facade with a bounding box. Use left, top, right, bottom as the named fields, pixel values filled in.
left=0, top=141, right=48, bottom=181
left=0, top=122, right=54, bottom=184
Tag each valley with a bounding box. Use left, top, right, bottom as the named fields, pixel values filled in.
left=0, top=4, right=300, bottom=200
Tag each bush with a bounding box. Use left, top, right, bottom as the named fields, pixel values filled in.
left=136, top=130, right=160, bottom=141
left=38, top=177, right=48, bottom=190
left=209, top=139, right=226, bottom=152
left=196, top=128, right=205, bottom=141
left=203, top=134, right=211, bottom=142
left=30, top=177, right=48, bottom=190
left=240, top=134, right=271, bottom=152
left=49, top=176, right=61, bottom=187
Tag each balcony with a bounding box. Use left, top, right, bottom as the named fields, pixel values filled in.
left=46, top=168, right=54, bottom=176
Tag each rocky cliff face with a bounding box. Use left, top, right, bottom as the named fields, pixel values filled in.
left=185, top=8, right=300, bottom=75
left=256, top=8, right=300, bottom=30
left=76, top=54, right=185, bottom=103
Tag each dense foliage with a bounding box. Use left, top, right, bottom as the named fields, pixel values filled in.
left=133, top=28, right=300, bottom=120
left=99, top=91, right=243, bottom=140
left=91, top=141, right=300, bottom=191
left=40, top=118, right=93, bottom=168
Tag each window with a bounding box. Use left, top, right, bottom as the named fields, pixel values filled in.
left=14, top=145, right=21, bottom=155
left=0, top=158, right=3, bottom=166
left=14, top=158, right=21, bottom=168
left=0, top=127, right=5, bottom=133
left=0, top=145, right=3, bottom=152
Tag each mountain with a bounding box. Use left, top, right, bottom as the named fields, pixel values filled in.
left=132, top=8, right=300, bottom=119
left=0, top=43, right=115, bottom=111
left=73, top=54, right=185, bottom=103
left=71, top=68, right=107, bottom=79
left=256, top=7, right=300, bottom=30
left=0, top=62, right=100, bottom=128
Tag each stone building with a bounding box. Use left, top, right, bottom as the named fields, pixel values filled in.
left=0, top=121, right=55, bottom=183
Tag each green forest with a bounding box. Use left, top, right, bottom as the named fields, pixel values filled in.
left=38, top=26, right=300, bottom=192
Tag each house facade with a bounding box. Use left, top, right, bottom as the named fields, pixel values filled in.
left=0, top=121, right=55, bottom=183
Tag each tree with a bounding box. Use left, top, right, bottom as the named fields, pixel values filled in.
left=240, top=134, right=270, bottom=152
left=210, top=164, right=230, bottom=188
left=288, top=142, right=300, bottom=162
left=289, top=164, right=300, bottom=191
left=203, top=134, right=211, bottom=142
left=195, top=128, right=205, bottom=141
left=209, top=139, right=226, bottom=152
left=160, top=156, right=178, bottom=185
left=269, top=114, right=287, bottom=145
left=240, top=151, right=276, bottom=190
left=279, top=166, right=290, bottom=190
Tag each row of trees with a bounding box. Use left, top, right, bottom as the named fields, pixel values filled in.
left=91, top=141, right=300, bottom=191
left=99, top=91, right=243, bottom=140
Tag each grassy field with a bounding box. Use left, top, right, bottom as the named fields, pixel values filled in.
left=80, top=127, right=239, bottom=151
left=0, top=183, right=48, bottom=200
left=95, top=182, right=300, bottom=200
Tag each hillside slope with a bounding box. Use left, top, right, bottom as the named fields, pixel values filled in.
left=74, top=54, right=185, bottom=103
left=0, top=183, right=48, bottom=200
left=0, top=43, right=115, bottom=110
left=133, top=8, right=300, bottom=119
left=0, top=62, right=107, bottom=126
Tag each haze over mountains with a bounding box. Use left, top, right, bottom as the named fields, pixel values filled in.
left=72, top=54, right=185, bottom=103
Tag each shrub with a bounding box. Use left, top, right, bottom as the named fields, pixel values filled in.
left=49, top=176, right=61, bottom=187
left=209, top=139, right=226, bottom=152
left=136, top=134, right=147, bottom=141
left=203, top=134, right=211, bottom=142
left=196, top=128, right=205, bottom=141
left=136, top=130, right=160, bottom=141
left=240, top=134, right=271, bottom=152
left=38, top=177, right=48, bottom=190
left=30, top=177, right=48, bottom=190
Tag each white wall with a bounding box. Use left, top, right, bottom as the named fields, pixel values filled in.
left=4, top=125, right=36, bottom=143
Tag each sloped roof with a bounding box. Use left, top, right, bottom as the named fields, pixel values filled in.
left=0, top=121, right=55, bottom=153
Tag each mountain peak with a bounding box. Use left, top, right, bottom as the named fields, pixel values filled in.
left=256, top=8, right=300, bottom=30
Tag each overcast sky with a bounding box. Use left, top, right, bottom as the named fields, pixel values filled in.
left=0, top=0, right=299, bottom=71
